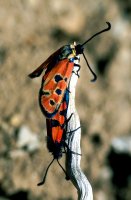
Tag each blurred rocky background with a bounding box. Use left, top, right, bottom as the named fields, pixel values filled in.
left=0, top=0, right=131, bottom=200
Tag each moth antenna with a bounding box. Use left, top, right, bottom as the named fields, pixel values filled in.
left=57, top=159, right=70, bottom=180
left=82, top=52, right=97, bottom=82
left=75, top=22, right=111, bottom=82
left=37, top=158, right=55, bottom=186
left=82, top=22, right=111, bottom=46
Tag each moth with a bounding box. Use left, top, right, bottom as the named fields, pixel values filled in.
left=29, top=22, right=111, bottom=185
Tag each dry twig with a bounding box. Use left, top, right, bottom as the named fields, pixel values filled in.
left=66, top=60, right=93, bottom=200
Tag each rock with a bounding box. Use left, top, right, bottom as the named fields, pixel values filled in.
left=111, top=136, right=131, bottom=154
left=10, top=114, right=23, bottom=127
left=17, top=125, right=40, bottom=152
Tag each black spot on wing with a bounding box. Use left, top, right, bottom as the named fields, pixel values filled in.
left=50, top=99, right=55, bottom=106
left=54, top=74, right=63, bottom=82
left=64, top=77, right=67, bottom=82
left=51, top=119, right=60, bottom=127
left=42, top=90, right=50, bottom=96
left=55, top=88, right=62, bottom=95
left=59, top=109, right=67, bottom=116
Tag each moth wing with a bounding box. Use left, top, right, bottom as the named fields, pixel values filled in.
left=46, top=93, right=68, bottom=155
left=28, top=47, right=63, bottom=78
left=39, top=59, right=74, bottom=118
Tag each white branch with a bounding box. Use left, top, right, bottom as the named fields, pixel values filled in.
left=66, top=61, right=93, bottom=200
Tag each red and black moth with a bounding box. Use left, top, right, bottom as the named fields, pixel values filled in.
left=29, top=22, right=111, bottom=185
